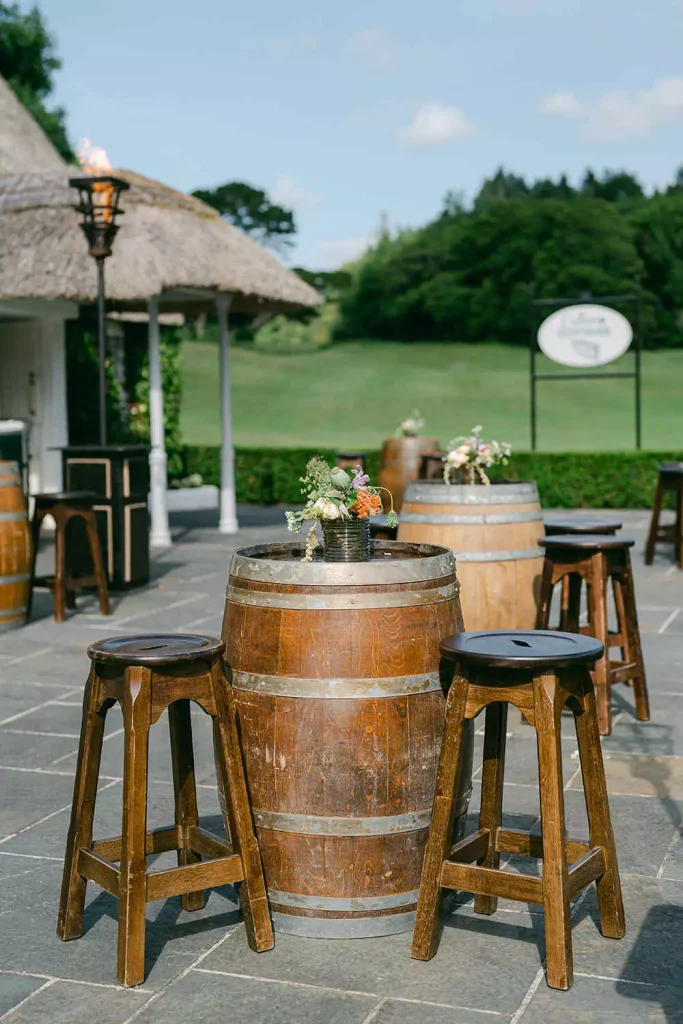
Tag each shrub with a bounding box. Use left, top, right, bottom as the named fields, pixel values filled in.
left=178, top=446, right=680, bottom=508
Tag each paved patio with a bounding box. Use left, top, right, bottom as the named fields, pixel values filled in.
left=1, top=507, right=682, bottom=1023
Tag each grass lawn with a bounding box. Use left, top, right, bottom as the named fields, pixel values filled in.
left=180, top=340, right=683, bottom=451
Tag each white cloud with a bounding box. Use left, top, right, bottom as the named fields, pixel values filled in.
left=271, top=173, right=321, bottom=209
left=539, top=91, right=584, bottom=118
left=345, top=27, right=398, bottom=67
left=589, top=78, right=683, bottom=139
left=400, top=102, right=475, bottom=147
left=537, top=77, right=683, bottom=141
left=318, top=234, right=377, bottom=269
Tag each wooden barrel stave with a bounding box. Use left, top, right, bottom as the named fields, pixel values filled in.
left=378, top=436, right=440, bottom=512
left=221, top=540, right=472, bottom=937
left=0, top=461, right=31, bottom=631
left=398, top=481, right=544, bottom=631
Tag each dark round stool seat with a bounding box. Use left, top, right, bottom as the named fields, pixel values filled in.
left=441, top=629, right=604, bottom=670
left=545, top=517, right=622, bottom=536
left=34, top=490, right=97, bottom=507
left=540, top=534, right=634, bottom=551
left=659, top=462, right=683, bottom=476
left=88, top=633, right=225, bottom=666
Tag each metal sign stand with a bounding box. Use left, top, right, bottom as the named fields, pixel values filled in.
left=529, top=287, right=642, bottom=450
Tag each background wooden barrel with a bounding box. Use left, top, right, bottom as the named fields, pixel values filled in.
left=221, top=540, right=473, bottom=938
left=0, top=461, right=31, bottom=631
left=378, top=436, right=440, bottom=512
left=398, top=480, right=544, bottom=631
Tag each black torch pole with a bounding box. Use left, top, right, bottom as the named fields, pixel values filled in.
left=96, top=256, right=107, bottom=446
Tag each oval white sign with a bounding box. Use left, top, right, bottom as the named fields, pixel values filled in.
left=537, top=304, right=633, bottom=368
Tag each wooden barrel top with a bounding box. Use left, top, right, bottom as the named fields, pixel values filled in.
left=403, top=480, right=540, bottom=505
left=229, top=540, right=456, bottom=587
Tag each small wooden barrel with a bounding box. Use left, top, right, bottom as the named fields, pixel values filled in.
left=379, top=436, right=440, bottom=512
left=0, top=461, right=31, bottom=631
left=398, top=480, right=544, bottom=631
left=221, top=540, right=473, bottom=938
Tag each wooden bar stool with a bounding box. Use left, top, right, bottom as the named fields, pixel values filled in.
left=545, top=518, right=622, bottom=636
left=536, top=535, right=649, bottom=735
left=412, top=630, right=625, bottom=991
left=645, top=462, right=683, bottom=569
left=419, top=452, right=447, bottom=480
left=29, top=491, right=110, bottom=622
left=57, top=634, right=273, bottom=987
left=335, top=451, right=367, bottom=473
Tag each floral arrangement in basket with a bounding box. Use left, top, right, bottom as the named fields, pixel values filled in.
left=286, top=456, right=398, bottom=561
left=444, top=426, right=511, bottom=486
left=395, top=409, right=426, bottom=437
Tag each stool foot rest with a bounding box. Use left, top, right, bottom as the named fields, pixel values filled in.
left=79, top=827, right=242, bottom=903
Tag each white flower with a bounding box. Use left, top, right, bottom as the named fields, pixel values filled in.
left=313, top=497, right=340, bottom=520
left=446, top=446, right=469, bottom=468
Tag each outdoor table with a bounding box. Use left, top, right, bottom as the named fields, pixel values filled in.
left=59, top=445, right=150, bottom=589
left=220, top=540, right=473, bottom=937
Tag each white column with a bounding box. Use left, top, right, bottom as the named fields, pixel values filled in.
left=216, top=292, right=238, bottom=533
left=148, top=295, right=171, bottom=548
left=40, top=318, right=68, bottom=492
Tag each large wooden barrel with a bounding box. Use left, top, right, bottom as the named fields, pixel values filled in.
left=0, top=461, right=31, bottom=631
left=398, top=480, right=544, bottom=631
left=221, top=540, right=473, bottom=938
left=378, top=436, right=440, bottom=512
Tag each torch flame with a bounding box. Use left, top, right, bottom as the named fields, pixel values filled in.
left=77, top=138, right=116, bottom=224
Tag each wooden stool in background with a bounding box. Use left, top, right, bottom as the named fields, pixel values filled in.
left=419, top=452, right=447, bottom=480
left=645, top=462, right=683, bottom=569
left=57, top=634, right=273, bottom=987
left=537, top=535, right=649, bottom=735
left=335, top=451, right=367, bottom=473
left=29, top=491, right=110, bottom=622
left=412, top=629, right=625, bottom=991
left=545, top=518, right=622, bottom=634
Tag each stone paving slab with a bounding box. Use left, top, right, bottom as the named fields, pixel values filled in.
left=0, top=507, right=681, bottom=1022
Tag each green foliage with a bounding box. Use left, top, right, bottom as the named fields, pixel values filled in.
left=253, top=303, right=338, bottom=352
left=128, top=329, right=184, bottom=477
left=65, top=319, right=129, bottom=444
left=191, top=181, right=296, bottom=252
left=0, top=2, right=74, bottom=160
left=495, top=451, right=683, bottom=508
left=179, top=446, right=679, bottom=509
left=65, top=317, right=183, bottom=475
left=341, top=196, right=641, bottom=344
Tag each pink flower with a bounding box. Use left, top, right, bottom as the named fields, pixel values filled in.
left=352, top=466, right=370, bottom=490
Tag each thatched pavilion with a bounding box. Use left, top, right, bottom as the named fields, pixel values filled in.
left=0, top=75, right=319, bottom=546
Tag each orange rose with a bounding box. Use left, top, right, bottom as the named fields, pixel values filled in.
left=349, top=489, right=382, bottom=519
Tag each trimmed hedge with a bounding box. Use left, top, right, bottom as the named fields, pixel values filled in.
left=179, top=446, right=683, bottom=509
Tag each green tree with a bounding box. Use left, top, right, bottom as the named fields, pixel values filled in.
left=192, top=181, right=296, bottom=252
left=0, top=2, right=74, bottom=160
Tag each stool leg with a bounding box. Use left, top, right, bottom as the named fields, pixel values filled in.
left=474, top=701, right=508, bottom=916
left=211, top=661, right=274, bottom=953
left=574, top=668, right=626, bottom=940
left=168, top=699, right=204, bottom=912
left=620, top=552, right=650, bottom=723
left=558, top=576, right=571, bottom=631
left=535, top=557, right=554, bottom=629
left=676, top=484, right=683, bottom=571
left=563, top=574, right=582, bottom=634
left=612, top=576, right=629, bottom=667
left=53, top=512, right=67, bottom=623
left=118, top=666, right=151, bottom=987
left=412, top=672, right=469, bottom=961
left=85, top=510, right=110, bottom=616
left=26, top=508, right=44, bottom=620
left=645, top=479, right=665, bottom=565
left=57, top=668, right=106, bottom=941
left=534, top=674, right=573, bottom=991
left=586, top=552, right=612, bottom=736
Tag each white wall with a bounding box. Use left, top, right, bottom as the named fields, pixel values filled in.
left=0, top=316, right=69, bottom=493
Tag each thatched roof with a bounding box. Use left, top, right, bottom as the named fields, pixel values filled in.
left=0, top=168, right=320, bottom=313
left=0, top=76, right=66, bottom=175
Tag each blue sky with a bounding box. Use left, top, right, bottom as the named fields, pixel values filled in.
left=40, top=0, right=683, bottom=268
